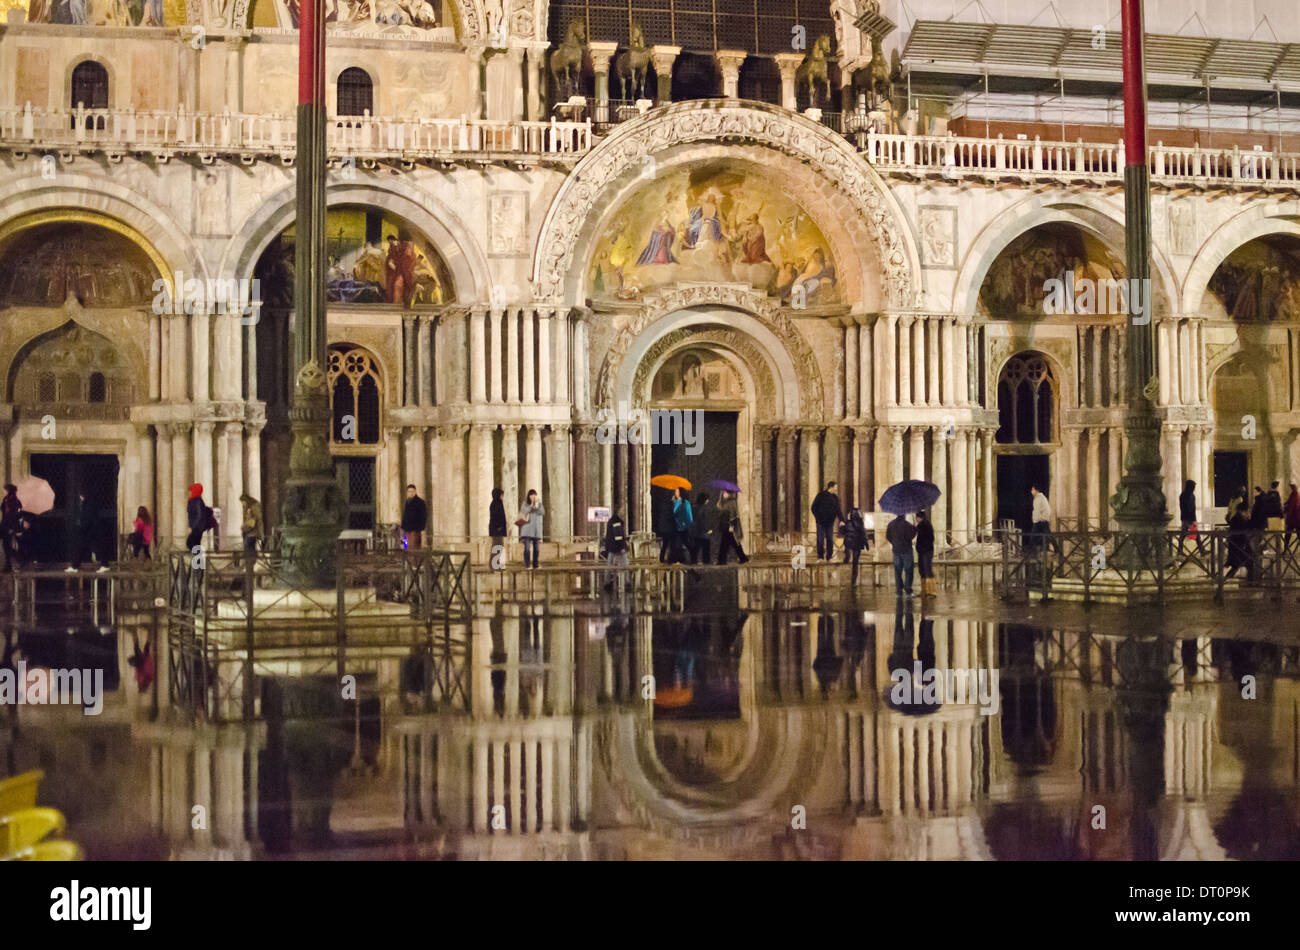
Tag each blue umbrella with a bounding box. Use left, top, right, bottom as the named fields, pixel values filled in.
left=708, top=479, right=740, bottom=493
left=879, top=479, right=941, bottom=515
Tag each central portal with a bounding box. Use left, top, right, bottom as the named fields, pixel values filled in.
left=650, top=411, right=738, bottom=533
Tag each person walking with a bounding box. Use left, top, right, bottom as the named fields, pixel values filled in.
left=1, top=484, right=21, bottom=572
left=1177, top=479, right=1200, bottom=554
left=811, top=481, right=844, bottom=561
left=488, top=488, right=508, bottom=562
left=240, top=493, right=263, bottom=560
left=185, top=483, right=212, bottom=554
left=1226, top=503, right=1253, bottom=582
left=1030, top=485, right=1052, bottom=541
left=402, top=484, right=428, bottom=551
left=715, top=489, right=749, bottom=564
left=689, top=493, right=713, bottom=565
left=517, top=489, right=543, bottom=569
left=886, top=512, right=917, bottom=597
left=1284, top=483, right=1300, bottom=548
left=841, top=507, right=868, bottom=586
left=915, top=509, right=936, bottom=598
left=1266, top=481, right=1284, bottom=521
left=670, top=487, right=693, bottom=564
left=129, top=505, right=153, bottom=559
left=655, top=494, right=674, bottom=563
left=602, top=510, right=629, bottom=592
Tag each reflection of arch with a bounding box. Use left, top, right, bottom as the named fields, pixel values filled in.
left=953, top=196, right=1177, bottom=318
left=329, top=344, right=383, bottom=447
left=533, top=100, right=918, bottom=308
left=996, top=353, right=1055, bottom=445
left=221, top=181, right=487, bottom=304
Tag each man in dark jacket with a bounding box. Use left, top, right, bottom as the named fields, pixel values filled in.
left=1266, top=481, right=1284, bottom=520
left=402, top=484, right=428, bottom=550
left=70, top=491, right=97, bottom=569
left=885, top=513, right=917, bottom=597
left=1177, top=480, right=1200, bottom=554
left=184, top=483, right=210, bottom=559
left=810, top=481, right=844, bottom=561
left=488, top=488, right=507, bottom=563
left=603, top=511, right=630, bottom=593
left=689, top=493, right=714, bottom=564
left=715, top=490, right=749, bottom=564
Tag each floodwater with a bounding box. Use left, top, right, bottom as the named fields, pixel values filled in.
left=2, top=570, right=1298, bottom=861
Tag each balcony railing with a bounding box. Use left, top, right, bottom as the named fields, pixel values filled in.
left=0, top=103, right=592, bottom=160
left=861, top=128, right=1300, bottom=188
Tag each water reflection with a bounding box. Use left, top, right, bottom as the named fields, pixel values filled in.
left=3, top=576, right=1299, bottom=860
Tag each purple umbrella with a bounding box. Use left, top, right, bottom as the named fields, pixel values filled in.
left=708, top=479, right=740, bottom=493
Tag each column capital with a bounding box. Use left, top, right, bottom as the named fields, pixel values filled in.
left=773, top=52, right=804, bottom=80
left=574, top=423, right=597, bottom=443
left=650, top=45, right=681, bottom=73
left=954, top=313, right=974, bottom=326
left=588, top=41, right=620, bottom=72
left=193, top=419, right=215, bottom=436
left=499, top=422, right=522, bottom=434
left=777, top=425, right=799, bottom=446
left=223, top=420, right=243, bottom=437
left=438, top=423, right=470, bottom=439
left=471, top=422, right=497, bottom=436
left=854, top=425, right=875, bottom=442
left=837, top=425, right=854, bottom=444
left=549, top=423, right=571, bottom=437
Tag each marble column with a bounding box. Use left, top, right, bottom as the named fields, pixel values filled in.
left=171, top=422, right=192, bottom=548
left=525, top=44, right=546, bottom=119
left=244, top=424, right=262, bottom=509
left=856, top=427, right=875, bottom=515
left=1085, top=427, right=1102, bottom=530
left=191, top=311, right=210, bottom=403
left=522, top=309, right=535, bottom=404
left=136, top=424, right=155, bottom=530
left=833, top=325, right=846, bottom=420
left=753, top=425, right=772, bottom=533
left=955, top=315, right=971, bottom=406
left=489, top=307, right=505, bottom=404
left=966, top=431, right=978, bottom=536
left=897, top=316, right=913, bottom=407
left=774, top=53, right=803, bottom=110
left=402, top=314, right=417, bottom=406
left=555, top=311, right=570, bottom=406
left=779, top=427, right=798, bottom=533
left=650, top=46, right=680, bottom=102
left=537, top=309, right=553, bottom=403
left=951, top=429, right=968, bottom=543
left=927, top=317, right=940, bottom=406
left=588, top=41, right=618, bottom=120
left=980, top=430, right=994, bottom=539
left=942, top=317, right=956, bottom=406
left=501, top=424, right=520, bottom=527
left=573, top=318, right=589, bottom=415
left=156, top=426, right=174, bottom=543
left=224, top=422, right=244, bottom=537
left=194, top=421, right=214, bottom=506
left=888, top=426, right=905, bottom=485
left=506, top=308, right=521, bottom=403
left=909, top=427, right=925, bottom=483
left=1158, top=319, right=1173, bottom=405
left=470, top=306, right=487, bottom=403
left=858, top=322, right=873, bottom=418
left=1162, top=426, right=1184, bottom=518
left=715, top=50, right=747, bottom=98
left=881, top=315, right=897, bottom=407
left=932, top=428, right=948, bottom=539
left=838, top=428, right=854, bottom=512
left=404, top=426, right=426, bottom=503
left=574, top=425, right=594, bottom=537
left=1196, top=321, right=1208, bottom=405
left=1060, top=427, right=1078, bottom=524
left=1107, top=428, right=1122, bottom=530
left=914, top=316, right=928, bottom=406
left=443, top=424, right=469, bottom=540
left=547, top=425, right=573, bottom=542
left=525, top=425, right=544, bottom=511
left=471, top=424, right=495, bottom=543
left=1178, top=320, right=1192, bottom=405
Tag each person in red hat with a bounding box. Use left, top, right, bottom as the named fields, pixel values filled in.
left=186, top=483, right=214, bottom=552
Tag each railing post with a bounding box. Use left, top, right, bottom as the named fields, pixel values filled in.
left=1032, top=135, right=1042, bottom=171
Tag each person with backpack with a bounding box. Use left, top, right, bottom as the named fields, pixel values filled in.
left=715, top=489, right=749, bottom=564
left=689, top=493, right=714, bottom=564
left=840, top=507, right=869, bottom=586
left=602, top=510, right=629, bottom=593
left=186, top=483, right=213, bottom=553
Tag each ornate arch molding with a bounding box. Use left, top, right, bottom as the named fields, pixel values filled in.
left=532, top=100, right=919, bottom=308
left=953, top=194, right=1179, bottom=318
left=594, top=284, right=826, bottom=421
left=219, top=179, right=490, bottom=302
left=632, top=327, right=774, bottom=417
left=1182, top=210, right=1300, bottom=314
left=0, top=178, right=205, bottom=285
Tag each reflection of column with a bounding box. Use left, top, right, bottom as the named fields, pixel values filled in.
left=897, top=316, right=913, bottom=407
left=951, top=429, right=968, bottom=543
left=932, top=428, right=948, bottom=539
left=470, top=306, right=487, bottom=403
left=715, top=50, right=747, bottom=98
left=774, top=53, right=803, bottom=110
left=909, top=427, right=925, bottom=483
left=650, top=46, right=680, bottom=102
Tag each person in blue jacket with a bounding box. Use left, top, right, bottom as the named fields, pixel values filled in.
left=670, top=487, right=693, bottom=564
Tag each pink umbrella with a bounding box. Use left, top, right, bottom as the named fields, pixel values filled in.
left=14, top=475, right=55, bottom=515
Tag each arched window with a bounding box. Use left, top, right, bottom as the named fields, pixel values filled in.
left=997, top=354, right=1054, bottom=444
left=328, top=345, right=382, bottom=446
left=70, top=61, right=109, bottom=130
left=337, top=67, right=374, bottom=117
left=88, top=372, right=106, bottom=403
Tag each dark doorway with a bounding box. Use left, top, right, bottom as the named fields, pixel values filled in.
left=335, top=457, right=376, bottom=530
left=650, top=410, right=736, bottom=536
left=996, top=454, right=1049, bottom=532
left=1213, top=450, right=1249, bottom=508
left=29, top=453, right=119, bottom=565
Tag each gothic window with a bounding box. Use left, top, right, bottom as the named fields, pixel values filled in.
left=329, top=345, right=382, bottom=446
left=13, top=323, right=133, bottom=418
left=337, top=67, right=374, bottom=117
left=997, top=354, right=1054, bottom=444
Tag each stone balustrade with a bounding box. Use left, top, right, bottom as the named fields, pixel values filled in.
left=0, top=102, right=592, bottom=161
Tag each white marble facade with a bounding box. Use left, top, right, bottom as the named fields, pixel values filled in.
left=0, top=0, right=1298, bottom=555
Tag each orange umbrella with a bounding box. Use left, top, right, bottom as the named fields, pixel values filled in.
left=650, top=474, right=692, bottom=491
left=653, top=685, right=694, bottom=708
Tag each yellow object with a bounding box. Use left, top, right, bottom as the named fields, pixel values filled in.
left=0, top=770, right=44, bottom=818
left=8, top=840, right=83, bottom=862
left=0, top=807, right=66, bottom=855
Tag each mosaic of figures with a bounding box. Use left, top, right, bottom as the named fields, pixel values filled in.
left=20, top=0, right=175, bottom=25
left=589, top=164, right=839, bottom=306
left=251, top=0, right=443, bottom=33
left=254, top=206, right=454, bottom=309
left=0, top=222, right=158, bottom=308
left=978, top=224, right=1126, bottom=319
left=1207, top=236, right=1300, bottom=322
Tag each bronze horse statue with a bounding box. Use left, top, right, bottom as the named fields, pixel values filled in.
left=615, top=22, right=652, bottom=101
left=550, top=18, right=587, bottom=101
left=796, top=34, right=833, bottom=109
left=867, top=34, right=899, bottom=112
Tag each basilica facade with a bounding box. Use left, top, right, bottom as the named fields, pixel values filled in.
left=1, top=0, right=1298, bottom=560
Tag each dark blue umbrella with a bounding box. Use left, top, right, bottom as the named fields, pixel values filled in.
left=708, top=479, right=740, bottom=493
left=879, top=479, right=941, bottom=515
